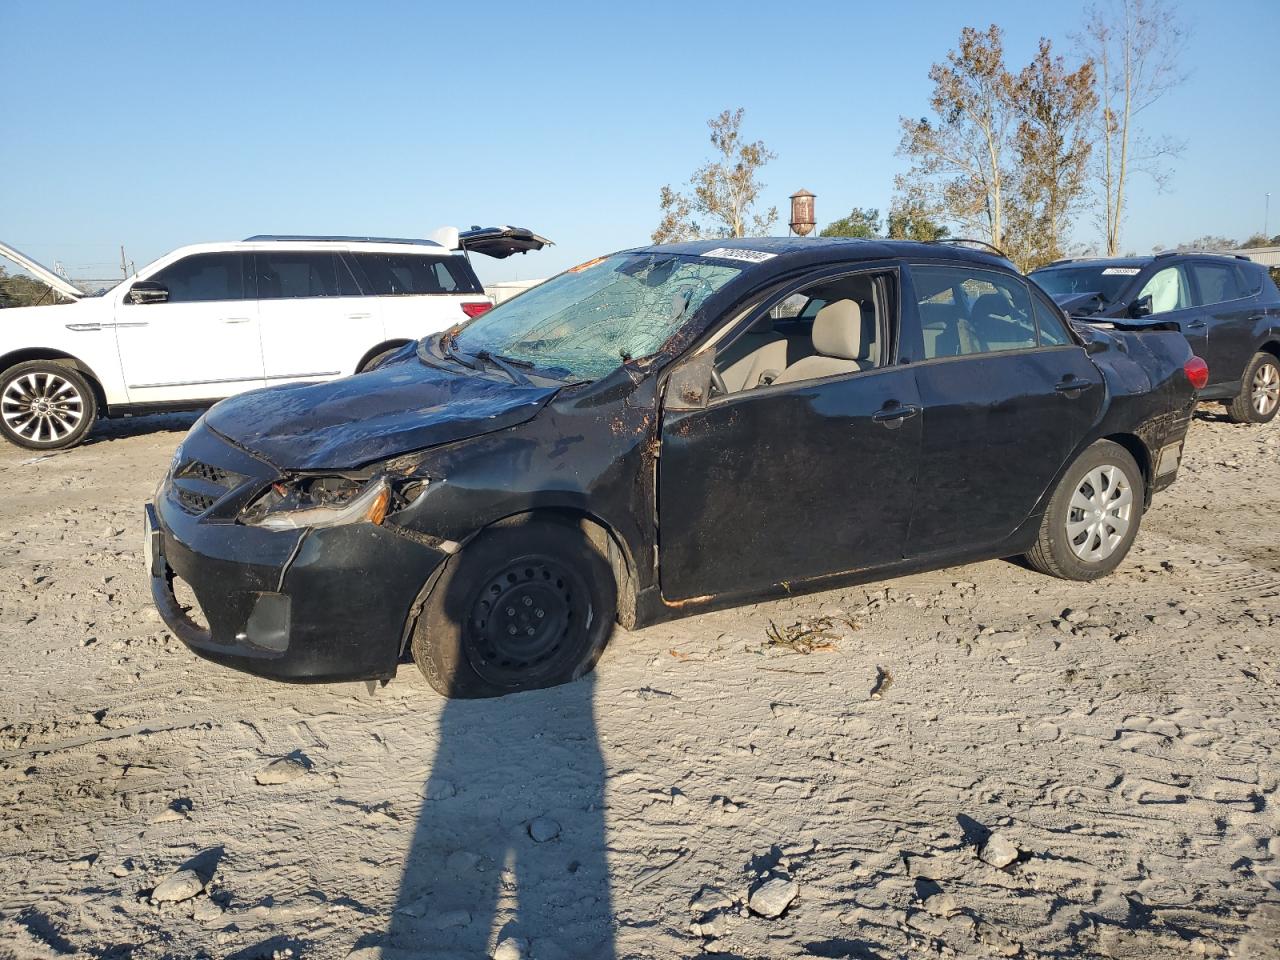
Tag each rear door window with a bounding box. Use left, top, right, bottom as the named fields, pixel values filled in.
left=1190, top=262, right=1246, bottom=306
left=351, top=253, right=483, bottom=296
left=255, top=252, right=361, bottom=299
left=912, top=265, right=1037, bottom=358
left=148, top=253, right=248, bottom=303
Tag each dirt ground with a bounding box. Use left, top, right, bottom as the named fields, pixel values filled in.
left=1, top=407, right=1278, bottom=960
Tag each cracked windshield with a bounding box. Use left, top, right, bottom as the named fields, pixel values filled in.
left=454, top=253, right=742, bottom=380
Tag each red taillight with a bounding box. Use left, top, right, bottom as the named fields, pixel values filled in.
left=1184, top=356, right=1209, bottom=390
left=461, top=301, right=493, bottom=319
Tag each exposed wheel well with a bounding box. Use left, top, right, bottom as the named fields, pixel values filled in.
left=1101, top=433, right=1152, bottom=503
left=0, top=348, right=107, bottom=414
left=1258, top=341, right=1280, bottom=362
left=399, top=506, right=641, bottom=661
left=487, top=508, right=640, bottom=629
left=357, top=340, right=413, bottom=373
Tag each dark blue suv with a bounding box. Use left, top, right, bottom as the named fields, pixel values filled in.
left=1031, top=253, right=1280, bottom=423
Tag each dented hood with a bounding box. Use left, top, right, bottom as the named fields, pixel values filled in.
left=205, top=360, right=558, bottom=471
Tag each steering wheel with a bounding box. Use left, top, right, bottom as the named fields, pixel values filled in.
left=709, top=368, right=728, bottom=398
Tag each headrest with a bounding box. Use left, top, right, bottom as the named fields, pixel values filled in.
left=971, top=293, right=1013, bottom=319
left=812, top=299, right=863, bottom=360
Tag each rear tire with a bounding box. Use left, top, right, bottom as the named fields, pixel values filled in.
left=1225, top=352, right=1280, bottom=424
left=411, top=518, right=616, bottom=698
left=0, top=360, right=98, bottom=450
left=1024, top=440, right=1144, bottom=581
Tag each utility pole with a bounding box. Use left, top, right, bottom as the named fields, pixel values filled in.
left=1266, top=193, right=1271, bottom=242
left=120, top=245, right=129, bottom=279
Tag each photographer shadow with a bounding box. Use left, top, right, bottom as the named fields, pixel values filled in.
left=356, top=673, right=615, bottom=958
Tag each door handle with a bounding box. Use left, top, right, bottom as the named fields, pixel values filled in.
left=1185, top=320, right=1207, bottom=330
left=1055, top=377, right=1095, bottom=395
left=346, top=312, right=372, bottom=320
left=222, top=317, right=252, bottom=324
left=872, top=402, right=921, bottom=429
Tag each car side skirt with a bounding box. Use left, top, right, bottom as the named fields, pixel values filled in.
left=634, top=513, right=1045, bottom=629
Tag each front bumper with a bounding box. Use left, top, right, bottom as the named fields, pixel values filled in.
left=147, top=481, right=448, bottom=684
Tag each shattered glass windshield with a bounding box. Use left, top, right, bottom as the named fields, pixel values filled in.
left=1030, top=265, right=1139, bottom=304
left=453, top=253, right=742, bottom=381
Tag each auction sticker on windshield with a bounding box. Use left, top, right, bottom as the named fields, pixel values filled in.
left=700, top=247, right=777, bottom=264
left=1102, top=267, right=1141, bottom=275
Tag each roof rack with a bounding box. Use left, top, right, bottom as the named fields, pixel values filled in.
left=243, top=234, right=443, bottom=247
left=1154, top=249, right=1250, bottom=261
left=933, top=237, right=1011, bottom=259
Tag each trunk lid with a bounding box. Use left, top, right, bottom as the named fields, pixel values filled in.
left=459, top=226, right=553, bottom=259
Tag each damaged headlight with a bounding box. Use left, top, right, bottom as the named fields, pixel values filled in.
left=240, top=476, right=393, bottom=531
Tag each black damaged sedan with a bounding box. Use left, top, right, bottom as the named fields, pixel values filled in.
left=147, top=238, right=1205, bottom=698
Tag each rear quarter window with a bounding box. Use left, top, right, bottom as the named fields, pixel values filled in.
left=1031, top=289, right=1073, bottom=346
left=351, top=253, right=483, bottom=296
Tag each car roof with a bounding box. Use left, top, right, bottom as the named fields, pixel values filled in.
left=163, top=238, right=462, bottom=258
left=1033, top=256, right=1153, bottom=271
left=630, top=236, right=1016, bottom=272
left=1036, top=250, right=1257, bottom=272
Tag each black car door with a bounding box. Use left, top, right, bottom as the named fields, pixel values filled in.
left=1187, top=259, right=1259, bottom=389
left=657, top=268, right=922, bottom=601
left=903, top=264, right=1104, bottom=558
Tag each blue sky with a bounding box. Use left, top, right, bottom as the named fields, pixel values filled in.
left=2, top=0, right=1276, bottom=287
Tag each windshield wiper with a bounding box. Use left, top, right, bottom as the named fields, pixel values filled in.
left=440, top=332, right=480, bottom=370
left=476, top=350, right=532, bottom=386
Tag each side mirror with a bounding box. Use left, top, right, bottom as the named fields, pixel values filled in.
left=1128, top=294, right=1153, bottom=319
left=664, top=349, right=714, bottom=411
left=128, top=280, right=169, bottom=305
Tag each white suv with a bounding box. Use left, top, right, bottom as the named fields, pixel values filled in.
left=0, top=227, right=550, bottom=450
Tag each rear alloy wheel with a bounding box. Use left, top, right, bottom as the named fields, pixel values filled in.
left=1226, top=353, right=1280, bottom=424
left=412, top=518, right=616, bottom=698
left=0, top=360, right=98, bottom=450
left=1024, top=440, right=1144, bottom=581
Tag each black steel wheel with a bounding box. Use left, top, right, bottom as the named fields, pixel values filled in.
left=465, top=555, right=590, bottom=688
left=412, top=518, right=616, bottom=698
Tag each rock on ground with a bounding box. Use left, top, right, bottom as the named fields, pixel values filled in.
left=150, top=869, right=203, bottom=903
left=748, top=876, right=799, bottom=918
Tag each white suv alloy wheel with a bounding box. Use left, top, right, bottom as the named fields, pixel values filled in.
left=1, top=370, right=86, bottom=444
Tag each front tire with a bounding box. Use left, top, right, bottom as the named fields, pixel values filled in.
left=1024, top=440, right=1144, bottom=581
left=1225, top=352, right=1280, bottom=424
left=359, top=346, right=403, bottom=373
left=411, top=518, right=616, bottom=698
left=0, top=360, right=98, bottom=450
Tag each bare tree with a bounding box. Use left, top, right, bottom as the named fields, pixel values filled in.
left=1078, top=0, right=1188, bottom=254
left=652, top=108, right=778, bottom=243
left=1005, top=40, right=1098, bottom=268
left=896, top=25, right=1015, bottom=250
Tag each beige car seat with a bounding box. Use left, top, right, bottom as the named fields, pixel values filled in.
left=772, top=300, right=866, bottom=384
